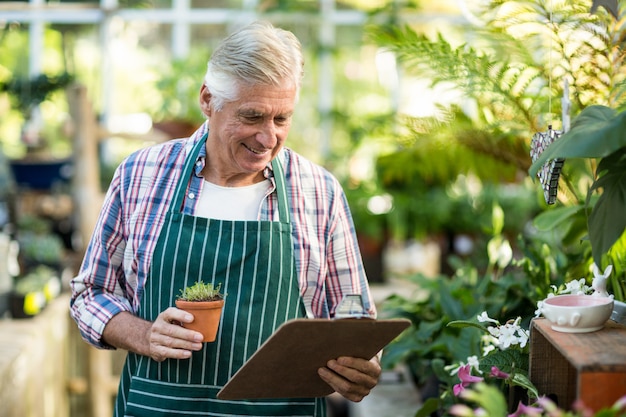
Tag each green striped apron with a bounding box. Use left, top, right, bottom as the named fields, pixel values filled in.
left=115, top=135, right=327, bottom=417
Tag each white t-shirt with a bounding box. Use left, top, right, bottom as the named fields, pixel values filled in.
left=195, top=179, right=269, bottom=221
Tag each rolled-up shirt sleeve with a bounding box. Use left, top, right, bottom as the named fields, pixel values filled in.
left=70, top=168, right=134, bottom=349
left=69, top=134, right=195, bottom=349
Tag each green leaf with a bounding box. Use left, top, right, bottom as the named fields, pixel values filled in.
left=439, top=284, right=466, bottom=319
left=587, top=149, right=626, bottom=264
left=415, top=397, right=440, bottom=417
left=461, top=383, right=509, bottom=417
left=532, top=205, right=584, bottom=231
left=447, top=320, right=489, bottom=333
left=510, top=373, right=539, bottom=400
left=529, top=105, right=626, bottom=176
left=478, top=349, right=529, bottom=377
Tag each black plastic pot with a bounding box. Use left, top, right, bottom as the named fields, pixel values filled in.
left=9, top=290, right=45, bottom=319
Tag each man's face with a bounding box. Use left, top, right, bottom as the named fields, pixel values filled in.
left=200, top=82, right=297, bottom=186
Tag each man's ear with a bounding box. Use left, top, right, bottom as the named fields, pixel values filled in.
left=199, top=84, right=212, bottom=117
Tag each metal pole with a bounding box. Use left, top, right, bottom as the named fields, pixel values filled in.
left=172, top=0, right=191, bottom=59
left=318, top=0, right=335, bottom=158
left=27, top=0, right=44, bottom=77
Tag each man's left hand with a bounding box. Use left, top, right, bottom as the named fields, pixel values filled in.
left=317, top=356, right=381, bottom=402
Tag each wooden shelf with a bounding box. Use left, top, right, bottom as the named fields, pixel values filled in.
left=0, top=294, right=71, bottom=417
left=529, top=318, right=626, bottom=411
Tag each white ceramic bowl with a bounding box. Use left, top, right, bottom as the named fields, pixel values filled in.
left=541, top=294, right=614, bottom=333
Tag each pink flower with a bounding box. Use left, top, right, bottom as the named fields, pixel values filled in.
left=508, top=402, right=543, bottom=417
left=453, top=364, right=484, bottom=396
left=453, top=383, right=465, bottom=396
left=449, top=404, right=475, bottom=416
left=536, top=396, right=562, bottom=416
left=489, top=366, right=510, bottom=379
left=572, top=399, right=593, bottom=417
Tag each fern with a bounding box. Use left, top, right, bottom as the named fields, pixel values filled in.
left=369, top=0, right=626, bottom=184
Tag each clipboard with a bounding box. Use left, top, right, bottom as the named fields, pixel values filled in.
left=216, top=317, right=411, bottom=400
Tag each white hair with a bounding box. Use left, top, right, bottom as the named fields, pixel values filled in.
left=204, top=21, right=304, bottom=111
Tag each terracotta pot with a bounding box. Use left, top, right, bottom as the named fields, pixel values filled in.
left=175, top=299, right=225, bottom=342
left=153, top=120, right=199, bottom=140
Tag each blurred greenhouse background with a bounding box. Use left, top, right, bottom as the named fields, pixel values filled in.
left=1, top=0, right=626, bottom=416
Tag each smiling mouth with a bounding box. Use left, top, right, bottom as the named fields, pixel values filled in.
left=243, top=143, right=268, bottom=155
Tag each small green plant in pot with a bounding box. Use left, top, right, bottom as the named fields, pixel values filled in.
left=175, top=281, right=225, bottom=342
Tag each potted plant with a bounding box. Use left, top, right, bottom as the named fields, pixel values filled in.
left=10, top=265, right=60, bottom=318
left=148, top=56, right=208, bottom=139
left=175, top=281, right=225, bottom=342
left=0, top=72, right=73, bottom=149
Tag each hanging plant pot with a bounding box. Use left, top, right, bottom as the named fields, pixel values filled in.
left=175, top=299, right=225, bottom=342
left=530, top=126, right=564, bottom=205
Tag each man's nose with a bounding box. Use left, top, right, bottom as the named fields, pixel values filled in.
left=256, top=120, right=277, bottom=145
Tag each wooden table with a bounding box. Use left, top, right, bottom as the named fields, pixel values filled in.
left=529, top=318, right=626, bottom=411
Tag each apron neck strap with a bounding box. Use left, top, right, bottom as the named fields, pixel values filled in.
left=171, top=133, right=290, bottom=224
left=171, top=133, right=208, bottom=213
left=271, top=156, right=289, bottom=224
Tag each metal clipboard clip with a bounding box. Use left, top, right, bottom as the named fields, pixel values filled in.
left=334, top=294, right=372, bottom=319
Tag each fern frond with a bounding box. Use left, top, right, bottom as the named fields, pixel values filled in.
left=368, top=0, right=626, bottom=183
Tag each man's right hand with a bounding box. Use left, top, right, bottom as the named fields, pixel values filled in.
left=102, top=309, right=204, bottom=361
left=149, top=307, right=205, bottom=361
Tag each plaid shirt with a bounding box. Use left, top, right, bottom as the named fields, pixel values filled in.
left=70, top=123, right=375, bottom=348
